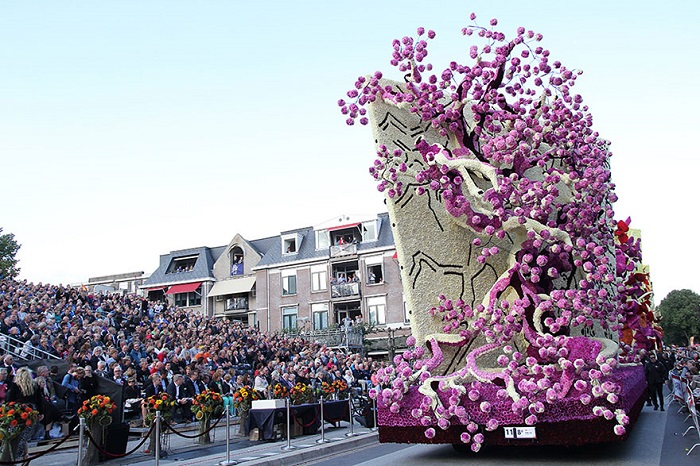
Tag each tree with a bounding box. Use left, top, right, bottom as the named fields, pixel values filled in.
left=657, top=289, right=700, bottom=346
left=0, top=228, right=21, bottom=279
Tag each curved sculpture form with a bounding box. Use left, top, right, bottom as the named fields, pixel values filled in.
left=341, top=14, right=648, bottom=450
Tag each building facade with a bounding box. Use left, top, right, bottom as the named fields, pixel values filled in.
left=141, top=213, right=407, bottom=335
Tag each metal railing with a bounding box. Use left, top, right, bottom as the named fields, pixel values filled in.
left=0, top=332, right=61, bottom=361
left=331, top=282, right=360, bottom=298
left=285, top=327, right=364, bottom=352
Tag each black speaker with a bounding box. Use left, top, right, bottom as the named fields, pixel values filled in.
left=100, top=422, right=130, bottom=461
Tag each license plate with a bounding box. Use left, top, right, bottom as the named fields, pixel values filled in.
left=503, top=426, right=537, bottom=439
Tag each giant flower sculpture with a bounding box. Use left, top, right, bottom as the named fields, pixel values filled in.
left=341, top=13, right=646, bottom=450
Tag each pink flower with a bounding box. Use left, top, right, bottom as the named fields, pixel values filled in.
left=424, top=427, right=436, bottom=439
left=614, top=425, right=626, bottom=436
left=460, top=432, right=471, bottom=443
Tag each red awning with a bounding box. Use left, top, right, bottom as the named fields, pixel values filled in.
left=144, top=286, right=167, bottom=292
left=328, top=222, right=361, bottom=232
left=165, top=282, right=202, bottom=295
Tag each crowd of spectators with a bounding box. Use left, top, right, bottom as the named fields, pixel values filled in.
left=0, top=278, right=384, bottom=431
left=643, top=346, right=699, bottom=411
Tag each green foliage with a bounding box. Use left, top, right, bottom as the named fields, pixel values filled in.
left=658, top=289, right=700, bottom=346
left=0, top=228, right=21, bottom=279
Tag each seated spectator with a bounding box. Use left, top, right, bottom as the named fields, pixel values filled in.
left=167, top=374, right=194, bottom=423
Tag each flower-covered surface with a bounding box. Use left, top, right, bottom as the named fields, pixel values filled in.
left=342, top=13, right=650, bottom=449
left=192, top=390, right=224, bottom=420
left=78, top=394, right=117, bottom=427
left=0, top=402, right=38, bottom=440
left=615, top=218, right=661, bottom=361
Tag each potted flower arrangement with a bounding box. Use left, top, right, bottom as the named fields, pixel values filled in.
left=144, top=393, right=175, bottom=456
left=289, top=383, right=313, bottom=405
left=317, top=382, right=334, bottom=400
left=272, top=383, right=289, bottom=400
left=331, top=380, right=350, bottom=400
left=0, top=402, right=39, bottom=462
left=78, top=395, right=117, bottom=465
left=232, top=386, right=260, bottom=436
left=191, top=390, right=224, bottom=444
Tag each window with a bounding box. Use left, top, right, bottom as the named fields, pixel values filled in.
left=282, top=269, right=297, bottom=295
left=312, top=303, right=329, bottom=330
left=367, top=296, right=386, bottom=325
left=167, top=255, right=198, bottom=274
left=366, top=264, right=384, bottom=284
left=311, top=265, right=327, bottom=292
left=282, top=306, right=298, bottom=331
left=362, top=220, right=378, bottom=242
left=282, top=234, right=300, bottom=254
left=316, top=230, right=330, bottom=250
left=174, top=291, right=201, bottom=307
left=229, top=246, right=244, bottom=276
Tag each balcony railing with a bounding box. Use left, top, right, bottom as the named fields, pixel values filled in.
left=331, top=282, right=360, bottom=298
left=226, top=297, right=248, bottom=311
left=230, top=263, right=244, bottom=276
left=330, top=243, right=357, bottom=258
left=284, top=327, right=364, bottom=351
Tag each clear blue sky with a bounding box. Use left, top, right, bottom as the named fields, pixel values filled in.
left=1, top=1, right=697, bottom=305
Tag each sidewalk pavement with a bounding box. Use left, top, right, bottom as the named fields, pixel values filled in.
left=27, top=417, right=379, bottom=466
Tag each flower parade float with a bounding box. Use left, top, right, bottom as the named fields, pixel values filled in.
left=340, top=13, right=653, bottom=451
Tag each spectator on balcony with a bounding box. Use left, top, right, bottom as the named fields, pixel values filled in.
left=368, top=271, right=376, bottom=284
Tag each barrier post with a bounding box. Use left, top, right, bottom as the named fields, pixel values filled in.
left=155, top=411, right=161, bottom=465
left=316, top=397, right=330, bottom=444
left=77, top=417, right=85, bottom=466
left=371, top=397, right=378, bottom=432
left=281, top=397, right=296, bottom=451
left=219, top=404, right=238, bottom=465
left=345, top=396, right=357, bottom=437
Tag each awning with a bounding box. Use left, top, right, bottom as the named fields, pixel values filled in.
left=143, top=286, right=167, bottom=292
left=165, top=282, right=202, bottom=295
left=208, top=277, right=256, bottom=297
left=327, top=222, right=360, bottom=232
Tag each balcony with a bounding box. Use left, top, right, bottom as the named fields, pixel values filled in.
left=226, top=297, right=248, bottom=311
left=330, top=243, right=357, bottom=258
left=331, top=282, right=360, bottom=299
left=230, top=263, right=244, bottom=276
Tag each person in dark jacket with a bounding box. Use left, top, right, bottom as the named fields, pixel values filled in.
left=644, top=352, right=667, bottom=411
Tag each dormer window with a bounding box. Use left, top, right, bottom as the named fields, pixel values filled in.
left=229, top=246, right=244, bottom=276
left=167, top=255, right=198, bottom=274
left=362, top=220, right=378, bottom=242
left=282, top=233, right=301, bottom=255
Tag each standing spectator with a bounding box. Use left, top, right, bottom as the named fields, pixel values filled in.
left=2, top=354, right=18, bottom=383
left=6, top=367, right=44, bottom=458
left=644, top=352, right=667, bottom=411
left=61, top=367, right=85, bottom=413
left=81, top=365, right=99, bottom=398
left=0, top=368, right=9, bottom=404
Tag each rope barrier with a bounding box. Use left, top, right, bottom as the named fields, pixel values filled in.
left=0, top=429, right=76, bottom=465
left=162, top=412, right=225, bottom=439
left=322, top=402, right=349, bottom=424
left=290, top=405, right=321, bottom=428
left=82, top=422, right=155, bottom=458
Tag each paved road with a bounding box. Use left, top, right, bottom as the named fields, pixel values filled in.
left=308, top=399, right=699, bottom=466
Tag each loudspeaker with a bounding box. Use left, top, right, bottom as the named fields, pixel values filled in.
left=100, top=422, right=130, bottom=461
